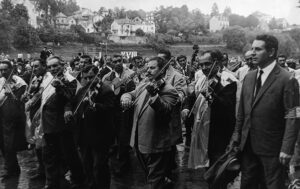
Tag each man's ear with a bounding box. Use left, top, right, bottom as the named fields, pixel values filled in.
left=268, top=48, right=276, bottom=58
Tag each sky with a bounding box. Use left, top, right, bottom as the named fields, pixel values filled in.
left=76, top=0, right=300, bottom=25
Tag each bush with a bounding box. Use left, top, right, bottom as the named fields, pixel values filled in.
left=136, top=28, right=145, bottom=36
left=223, top=26, right=247, bottom=52
left=13, top=19, right=40, bottom=49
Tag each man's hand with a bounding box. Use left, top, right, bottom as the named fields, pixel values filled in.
left=25, top=100, right=32, bottom=112
left=181, top=109, right=190, bottom=121
left=279, top=152, right=292, bottom=165
left=64, top=110, right=73, bottom=123
left=52, top=79, right=63, bottom=88
left=146, top=83, right=158, bottom=97
left=121, top=98, right=132, bottom=109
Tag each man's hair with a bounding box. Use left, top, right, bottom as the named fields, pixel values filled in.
left=82, top=65, right=99, bottom=74
left=177, top=55, right=187, bottom=61
left=149, top=56, right=166, bottom=69
left=0, top=60, right=13, bottom=69
left=158, top=49, right=171, bottom=61
left=132, top=56, right=142, bottom=61
left=202, top=50, right=224, bottom=65
left=255, top=34, right=278, bottom=58
left=32, top=58, right=46, bottom=67
left=80, top=55, right=92, bottom=64
left=277, top=54, right=287, bottom=60
left=222, top=53, right=229, bottom=61
left=47, top=56, right=63, bottom=65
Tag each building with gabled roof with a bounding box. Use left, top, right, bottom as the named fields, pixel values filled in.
left=111, top=16, right=155, bottom=36
left=209, top=15, right=229, bottom=32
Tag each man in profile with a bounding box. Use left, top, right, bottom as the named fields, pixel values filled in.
left=229, top=34, right=300, bottom=188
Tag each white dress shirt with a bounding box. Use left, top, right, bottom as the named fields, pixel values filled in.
left=258, top=60, right=276, bottom=86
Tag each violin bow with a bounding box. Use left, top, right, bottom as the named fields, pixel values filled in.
left=187, top=60, right=218, bottom=117
left=73, top=67, right=102, bottom=115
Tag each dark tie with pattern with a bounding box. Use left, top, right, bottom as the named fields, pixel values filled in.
left=255, top=70, right=264, bottom=98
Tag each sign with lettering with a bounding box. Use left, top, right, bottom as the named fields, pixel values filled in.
left=121, top=51, right=137, bottom=59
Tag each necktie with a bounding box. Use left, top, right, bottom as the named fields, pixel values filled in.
left=255, top=70, right=263, bottom=98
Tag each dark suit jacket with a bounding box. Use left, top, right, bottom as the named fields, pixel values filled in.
left=231, top=64, right=300, bottom=156
left=75, top=83, right=115, bottom=148
left=42, top=79, right=77, bottom=134
left=122, top=82, right=179, bottom=153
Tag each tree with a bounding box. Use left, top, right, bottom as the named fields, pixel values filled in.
left=13, top=19, right=40, bottom=49
left=95, top=14, right=114, bottom=32
left=11, top=4, right=29, bottom=22
left=1, top=0, right=14, bottom=14
left=0, top=13, right=13, bottom=50
left=34, top=0, right=60, bottom=24
left=135, top=28, right=145, bottom=36
left=229, top=14, right=246, bottom=27
left=223, top=26, right=247, bottom=52
left=211, top=2, right=219, bottom=17
left=223, top=7, right=232, bottom=17
left=245, top=15, right=259, bottom=28
left=269, top=18, right=281, bottom=29
left=60, top=0, right=80, bottom=16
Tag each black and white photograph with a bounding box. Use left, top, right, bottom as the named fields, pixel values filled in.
left=0, top=0, right=300, bottom=188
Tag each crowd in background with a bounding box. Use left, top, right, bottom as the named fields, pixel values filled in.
left=1, top=34, right=300, bottom=189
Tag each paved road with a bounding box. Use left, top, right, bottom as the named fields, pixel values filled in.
left=0, top=145, right=209, bottom=189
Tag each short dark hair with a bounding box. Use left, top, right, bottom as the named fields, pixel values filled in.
left=158, top=49, right=171, bottom=61
left=149, top=56, right=166, bottom=69
left=277, top=54, right=287, bottom=60
left=201, top=50, right=224, bottom=65
left=32, top=58, right=46, bottom=67
left=0, top=60, right=13, bottom=69
left=82, top=65, right=98, bottom=74
left=255, top=34, right=278, bottom=58
left=177, top=55, right=187, bottom=61
left=80, top=55, right=92, bottom=64
left=47, top=56, right=63, bottom=65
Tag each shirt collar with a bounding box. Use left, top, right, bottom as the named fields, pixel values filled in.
left=258, top=60, right=276, bottom=76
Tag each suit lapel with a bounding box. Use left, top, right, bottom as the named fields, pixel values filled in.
left=252, top=65, right=280, bottom=108
left=137, top=90, right=150, bottom=119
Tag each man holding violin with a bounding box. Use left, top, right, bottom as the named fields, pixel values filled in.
left=121, top=56, right=179, bottom=189
left=74, top=65, right=115, bottom=189
left=0, top=60, right=27, bottom=179
left=41, top=56, right=84, bottom=189
left=182, top=50, right=238, bottom=187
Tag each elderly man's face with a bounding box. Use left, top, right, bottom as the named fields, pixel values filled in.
left=199, top=53, right=220, bottom=78
left=0, top=63, right=11, bottom=79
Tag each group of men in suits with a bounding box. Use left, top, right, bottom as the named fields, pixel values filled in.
left=1, top=33, right=299, bottom=189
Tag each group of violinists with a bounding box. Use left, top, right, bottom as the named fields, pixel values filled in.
left=1, top=33, right=300, bottom=189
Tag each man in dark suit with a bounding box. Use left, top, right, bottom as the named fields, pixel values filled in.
left=42, top=56, right=84, bottom=189
left=75, top=65, right=115, bottom=189
left=121, top=57, right=179, bottom=189
left=229, top=34, right=300, bottom=188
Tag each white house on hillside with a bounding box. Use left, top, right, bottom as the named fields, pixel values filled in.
left=111, top=17, right=155, bottom=36
left=55, top=12, right=69, bottom=29
left=209, top=16, right=229, bottom=32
